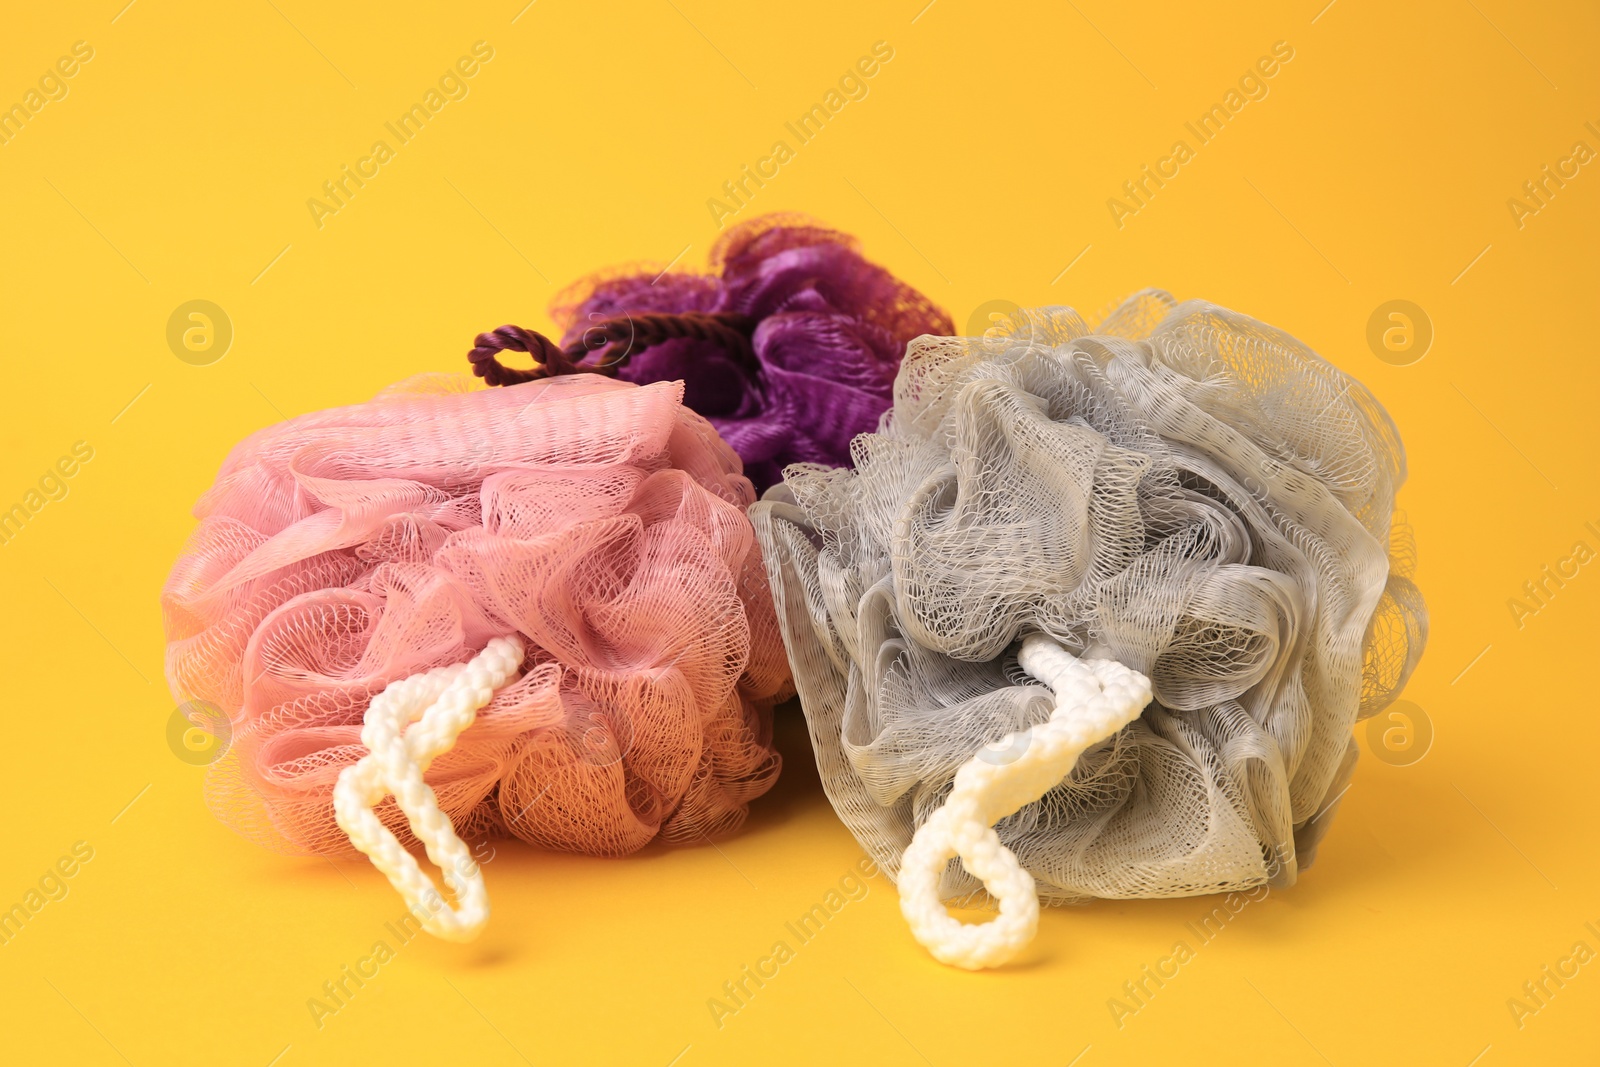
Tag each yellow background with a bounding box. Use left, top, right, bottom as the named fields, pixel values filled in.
left=1, top=1, right=1596, bottom=1063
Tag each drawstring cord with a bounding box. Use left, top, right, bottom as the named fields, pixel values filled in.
left=896, top=633, right=1151, bottom=969
left=467, top=312, right=757, bottom=387
left=333, top=635, right=525, bottom=941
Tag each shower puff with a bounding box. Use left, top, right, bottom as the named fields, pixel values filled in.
left=751, top=291, right=1427, bottom=967
left=164, top=373, right=791, bottom=936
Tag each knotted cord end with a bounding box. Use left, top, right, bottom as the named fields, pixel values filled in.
left=897, top=633, right=1151, bottom=969
left=467, top=312, right=759, bottom=386
left=333, top=635, right=526, bottom=942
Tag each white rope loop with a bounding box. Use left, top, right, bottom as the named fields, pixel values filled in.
left=333, top=635, right=525, bottom=942
left=897, top=633, right=1152, bottom=969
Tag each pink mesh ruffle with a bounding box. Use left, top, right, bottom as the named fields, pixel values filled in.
left=163, top=373, right=791, bottom=858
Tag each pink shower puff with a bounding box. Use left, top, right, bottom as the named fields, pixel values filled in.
left=163, top=373, right=791, bottom=859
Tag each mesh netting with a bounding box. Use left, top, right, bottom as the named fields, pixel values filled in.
left=750, top=292, right=1427, bottom=902
left=550, top=213, right=953, bottom=491
left=163, top=373, right=792, bottom=858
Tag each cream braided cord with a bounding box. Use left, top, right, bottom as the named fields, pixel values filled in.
left=898, top=633, right=1152, bottom=970
left=333, top=635, right=525, bottom=942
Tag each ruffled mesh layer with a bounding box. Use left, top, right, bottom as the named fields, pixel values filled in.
left=750, top=292, right=1426, bottom=902
left=164, top=373, right=792, bottom=857
left=550, top=213, right=953, bottom=491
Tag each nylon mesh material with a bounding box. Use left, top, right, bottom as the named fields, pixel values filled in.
left=548, top=213, right=953, bottom=491
left=163, top=373, right=791, bottom=858
left=750, top=292, right=1427, bottom=903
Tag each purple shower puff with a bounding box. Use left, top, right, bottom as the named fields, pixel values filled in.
left=549, top=214, right=953, bottom=491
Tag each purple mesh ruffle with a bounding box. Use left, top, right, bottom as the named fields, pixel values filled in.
left=550, top=215, right=952, bottom=491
